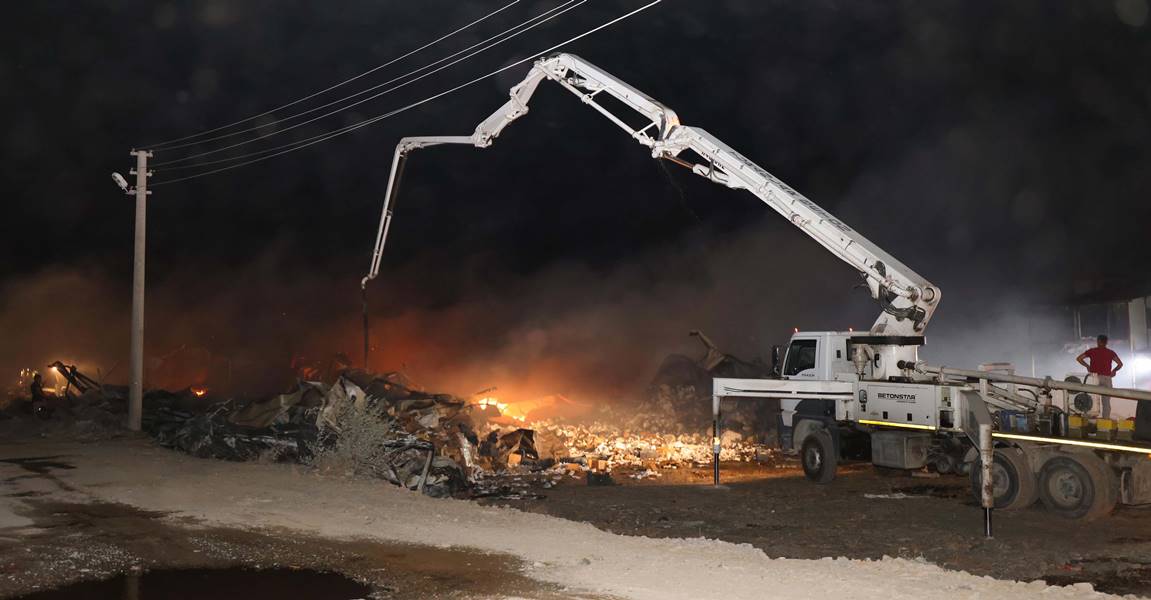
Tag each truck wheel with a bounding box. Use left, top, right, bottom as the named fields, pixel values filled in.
left=970, top=447, right=1037, bottom=510
left=932, top=453, right=960, bottom=475
left=1039, top=454, right=1117, bottom=521
left=801, top=429, right=837, bottom=484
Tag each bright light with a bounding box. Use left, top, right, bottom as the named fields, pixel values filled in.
left=1133, top=355, right=1151, bottom=376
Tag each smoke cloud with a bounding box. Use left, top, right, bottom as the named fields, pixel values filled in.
left=3, top=0, right=1149, bottom=408
left=0, top=220, right=873, bottom=403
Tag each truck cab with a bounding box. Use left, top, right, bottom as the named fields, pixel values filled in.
left=776, top=331, right=930, bottom=453
left=779, top=331, right=857, bottom=381
left=776, top=331, right=858, bottom=453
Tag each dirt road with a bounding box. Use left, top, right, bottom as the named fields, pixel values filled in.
left=494, top=462, right=1151, bottom=596
left=0, top=438, right=1138, bottom=599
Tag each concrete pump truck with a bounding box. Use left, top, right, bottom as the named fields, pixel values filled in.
left=364, top=53, right=1151, bottom=524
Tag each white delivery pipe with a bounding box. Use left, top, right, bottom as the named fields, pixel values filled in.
left=909, top=363, right=1151, bottom=403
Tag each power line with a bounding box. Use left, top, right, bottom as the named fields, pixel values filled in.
left=155, top=0, right=583, bottom=166
left=155, top=0, right=578, bottom=156
left=146, top=1, right=520, bottom=150
left=151, top=0, right=665, bottom=187
left=157, top=1, right=663, bottom=186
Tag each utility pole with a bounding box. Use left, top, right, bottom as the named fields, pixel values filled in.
left=128, top=149, right=152, bottom=431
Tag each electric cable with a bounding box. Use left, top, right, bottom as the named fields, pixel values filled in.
left=146, top=1, right=520, bottom=150
left=151, top=0, right=665, bottom=187
left=155, top=0, right=582, bottom=165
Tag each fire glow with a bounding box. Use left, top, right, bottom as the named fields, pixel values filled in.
left=475, top=396, right=527, bottom=422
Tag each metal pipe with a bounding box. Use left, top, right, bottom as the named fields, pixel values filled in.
left=984, top=505, right=993, bottom=538
left=712, top=426, right=721, bottom=486
left=712, top=396, right=721, bottom=486
left=361, top=147, right=410, bottom=369
left=361, top=286, right=370, bottom=369
left=416, top=445, right=434, bottom=495
left=985, top=383, right=1040, bottom=411
left=979, top=423, right=993, bottom=538
left=912, top=363, right=1151, bottom=403
left=361, top=136, right=479, bottom=367
left=363, top=147, right=409, bottom=289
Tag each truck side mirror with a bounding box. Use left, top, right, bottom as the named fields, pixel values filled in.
left=771, top=345, right=782, bottom=376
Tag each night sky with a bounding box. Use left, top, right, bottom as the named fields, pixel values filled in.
left=2, top=0, right=1149, bottom=399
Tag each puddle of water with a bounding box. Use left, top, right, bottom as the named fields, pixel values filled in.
left=5, top=499, right=575, bottom=598
left=14, top=568, right=372, bottom=599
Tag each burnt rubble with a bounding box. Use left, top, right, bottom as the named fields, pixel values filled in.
left=142, top=371, right=477, bottom=498
left=4, top=361, right=778, bottom=499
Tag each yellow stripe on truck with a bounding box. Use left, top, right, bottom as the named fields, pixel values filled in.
left=857, top=419, right=937, bottom=431
left=993, top=432, right=1151, bottom=455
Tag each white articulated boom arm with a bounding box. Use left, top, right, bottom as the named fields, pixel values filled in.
left=364, top=53, right=941, bottom=337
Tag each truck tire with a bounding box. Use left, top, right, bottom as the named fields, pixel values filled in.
left=1039, top=454, right=1117, bottom=521
left=970, top=447, right=1037, bottom=510
left=932, top=453, right=959, bottom=475
left=801, top=429, right=837, bottom=484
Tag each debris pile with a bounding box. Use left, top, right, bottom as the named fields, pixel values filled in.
left=631, top=330, right=778, bottom=442
left=142, top=371, right=477, bottom=498
left=3, top=364, right=477, bottom=498
left=144, top=390, right=320, bottom=463
left=502, top=420, right=770, bottom=470
left=6, top=355, right=778, bottom=499
left=307, top=371, right=472, bottom=498
left=630, top=384, right=773, bottom=442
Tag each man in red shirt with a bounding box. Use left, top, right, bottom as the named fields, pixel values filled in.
left=1077, top=334, right=1124, bottom=419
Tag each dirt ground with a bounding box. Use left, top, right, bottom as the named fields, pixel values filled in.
left=0, top=437, right=1145, bottom=599
left=0, top=447, right=586, bottom=599
left=0, top=497, right=574, bottom=599
left=489, top=461, right=1151, bottom=597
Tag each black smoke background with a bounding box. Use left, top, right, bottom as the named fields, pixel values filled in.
left=2, top=0, right=1149, bottom=400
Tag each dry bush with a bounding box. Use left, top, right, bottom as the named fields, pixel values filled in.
left=309, top=403, right=386, bottom=473
left=306, top=402, right=431, bottom=487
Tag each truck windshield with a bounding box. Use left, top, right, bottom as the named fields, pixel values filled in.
left=784, top=339, right=817, bottom=375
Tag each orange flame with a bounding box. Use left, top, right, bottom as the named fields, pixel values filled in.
left=472, top=394, right=582, bottom=424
